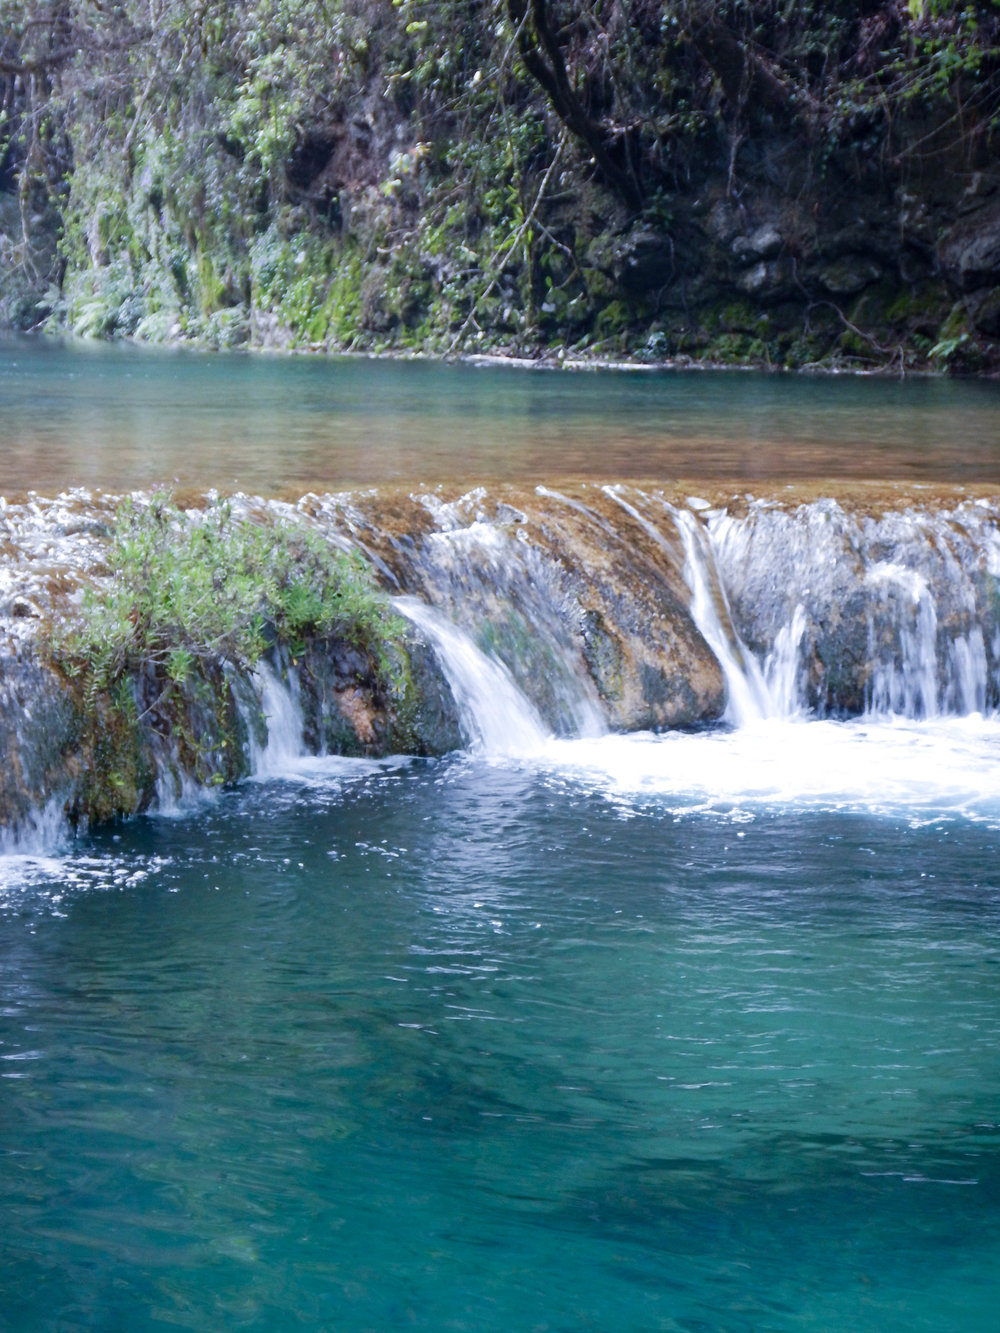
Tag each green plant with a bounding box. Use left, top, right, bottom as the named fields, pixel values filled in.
left=928, top=330, right=969, bottom=362
left=44, top=491, right=408, bottom=821
left=52, top=491, right=402, bottom=694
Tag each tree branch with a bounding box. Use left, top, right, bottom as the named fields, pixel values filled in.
left=506, top=0, right=644, bottom=210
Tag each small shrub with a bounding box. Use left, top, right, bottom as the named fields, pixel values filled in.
left=52, top=491, right=402, bottom=695
left=45, top=492, right=407, bottom=821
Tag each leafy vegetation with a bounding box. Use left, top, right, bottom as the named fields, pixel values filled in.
left=2, top=1, right=999, bottom=369
left=53, top=492, right=400, bottom=692
left=44, top=492, right=407, bottom=821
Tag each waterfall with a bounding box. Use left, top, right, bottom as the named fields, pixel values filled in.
left=0, top=797, right=70, bottom=861
left=673, top=506, right=786, bottom=724
left=864, top=564, right=941, bottom=718
left=674, top=496, right=1000, bottom=724
left=246, top=657, right=308, bottom=776
left=763, top=604, right=809, bottom=719
left=946, top=627, right=988, bottom=715
left=154, top=751, right=212, bottom=816
left=315, top=485, right=1000, bottom=728
left=3, top=484, right=1000, bottom=853
left=330, top=488, right=607, bottom=738
left=395, top=597, right=549, bottom=755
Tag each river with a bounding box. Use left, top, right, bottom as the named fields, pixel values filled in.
left=3, top=335, right=1000, bottom=490
left=1, top=338, right=999, bottom=1331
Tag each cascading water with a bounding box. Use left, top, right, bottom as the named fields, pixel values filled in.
left=672, top=505, right=779, bottom=724
left=864, top=563, right=941, bottom=718
left=762, top=603, right=809, bottom=718
left=395, top=596, right=549, bottom=755
left=245, top=657, right=308, bottom=776
left=352, top=490, right=608, bottom=739
left=673, top=494, right=1000, bottom=723
left=3, top=484, right=1000, bottom=848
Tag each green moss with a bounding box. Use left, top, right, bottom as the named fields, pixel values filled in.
left=593, top=300, right=632, bottom=342
left=884, top=281, right=950, bottom=329
left=779, top=331, right=833, bottom=369
left=706, top=301, right=771, bottom=339
left=938, top=301, right=970, bottom=342
left=9, top=0, right=1000, bottom=372
left=196, top=248, right=227, bottom=315
left=838, top=329, right=872, bottom=358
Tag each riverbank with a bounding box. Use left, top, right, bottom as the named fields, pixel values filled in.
left=4, top=5, right=999, bottom=379
left=6, top=321, right=998, bottom=381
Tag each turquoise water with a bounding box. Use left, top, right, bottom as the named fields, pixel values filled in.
left=3, top=336, right=1000, bottom=491
left=3, top=339, right=1000, bottom=1327
left=2, top=751, right=999, bottom=1331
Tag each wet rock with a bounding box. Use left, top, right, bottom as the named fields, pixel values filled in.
left=0, top=650, right=78, bottom=836
left=344, top=485, right=726, bottom=733
left=400, top=631, right=465, bottom=753
left=818, top=256, right=882, bottom=296
left=615, top=228, right=677, bottom=294
left=965, top=285, right=1000, bottom=338
left=938, top=200, right=1000, bottom=292
left=732, top=222, right=783, bottom=262
left=737, top=258, right=796, bottom=301
left=298, top=624, right=462, bottom=757
left=580, top=608, right=624, bottom=703
left=716, top=497, right=1000, bottom=717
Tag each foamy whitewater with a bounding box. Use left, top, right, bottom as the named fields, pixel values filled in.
left=5, top=489, right=1000, bottom=882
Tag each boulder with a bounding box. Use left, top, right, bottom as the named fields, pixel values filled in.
left=938, top=200, right=1000, bottom=292
left=818, top=256, right=882, bottom=296
left=348, top=486, right=727, bottom=734
left=732, top=222, right=783, bottom=262
left=965, top=285, right=1000, bottom=338
left=616, top=228, right=677, bottom=294
left=737, top=258, right=796, bottom=301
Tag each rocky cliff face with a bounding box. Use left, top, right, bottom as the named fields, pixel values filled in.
left=599, top=153, right=1000, bottom=373
left=2, top=2, right=998, bottom=372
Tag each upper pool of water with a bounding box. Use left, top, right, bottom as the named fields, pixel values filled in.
left=2, top=337, right=1000, bottom=493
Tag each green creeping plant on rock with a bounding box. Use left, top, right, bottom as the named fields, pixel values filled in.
left=44, top=491, right=407, bottom=823
left=51, top=491, right=403, bottom=693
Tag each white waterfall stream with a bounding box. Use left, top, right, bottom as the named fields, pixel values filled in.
left=673, top=506, right=779, bottom=724
left=247, top=657, right=308, bottom=776
left=395, top=597, right=550, bottom=755
left=671, top=497, right=1000, bottom=724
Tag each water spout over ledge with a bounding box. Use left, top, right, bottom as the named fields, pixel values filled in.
left=2, top=483, right=999, bottom=842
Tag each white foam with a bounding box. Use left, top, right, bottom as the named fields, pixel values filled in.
left=249, top=752, right=410, bottom=785
left=533, top=714, right=1000, bottom=822
left=247, top=657, right=308, bottom=776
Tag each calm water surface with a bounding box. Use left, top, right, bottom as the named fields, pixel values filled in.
left=2, top=337, right=1000, bottom=492
left=1, top=746, right=999, bottom=1331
